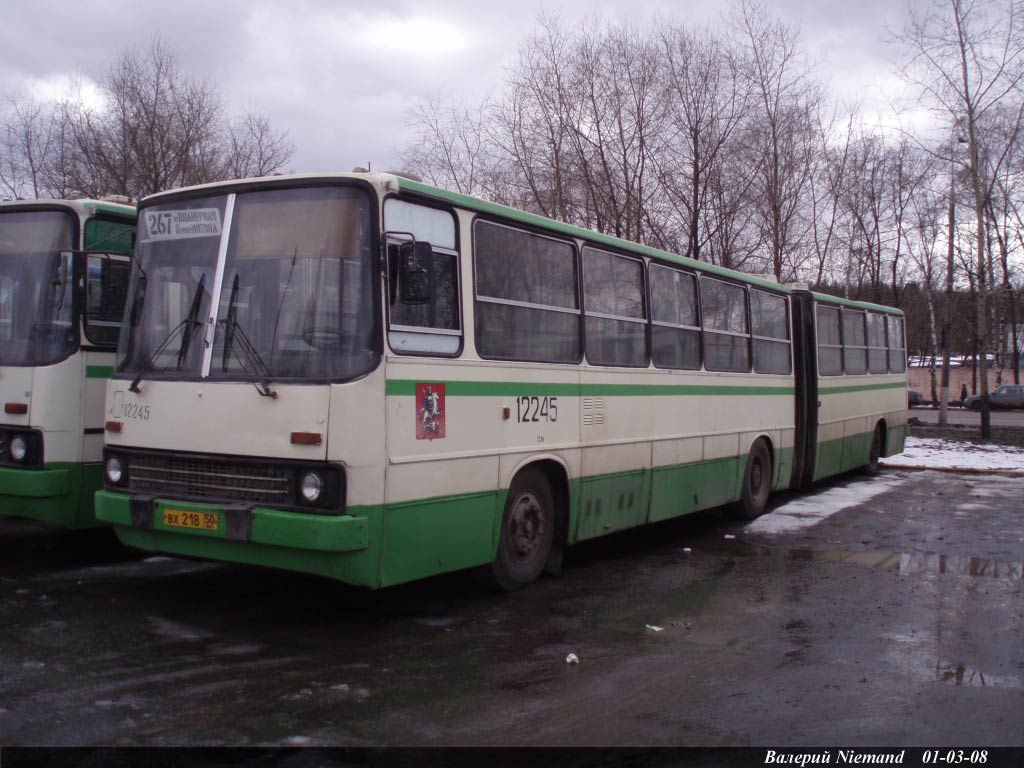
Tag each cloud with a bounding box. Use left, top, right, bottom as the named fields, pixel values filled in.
left=0, top=0, right=918, bottom=177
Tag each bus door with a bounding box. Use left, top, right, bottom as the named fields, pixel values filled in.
left=81, top=250, right=132, bottom=459
left=789, top=290, right=818, bottom=489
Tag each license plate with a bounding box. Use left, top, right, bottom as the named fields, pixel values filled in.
left=163, top=509, right=219, bottom=532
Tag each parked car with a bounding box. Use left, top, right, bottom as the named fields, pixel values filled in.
left=963, top=384, right=1024, bottom=410
left=908, top=389, right=923, bottom=407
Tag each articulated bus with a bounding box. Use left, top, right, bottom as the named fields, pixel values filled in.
left=95, top=173, right=907, bottom=589
left=0, top=198, right=135, bottom=528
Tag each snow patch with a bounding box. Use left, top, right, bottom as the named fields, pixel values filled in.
left=748, top=475, right=907, bottom=534
left=882, top=437, right=1024, bottom=472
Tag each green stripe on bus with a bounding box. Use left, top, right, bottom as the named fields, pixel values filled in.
left=86, top=365, right=114, bottom=379
left=819, top=381, right=907, bottom=395
left=385, top=379, right=794, bottom=397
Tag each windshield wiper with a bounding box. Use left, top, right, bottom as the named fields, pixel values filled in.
left=129, top=273, right=206, bottom=393
left=220, top=273, right=278, bottom=399
left=176, top=273, right=207, bottom=369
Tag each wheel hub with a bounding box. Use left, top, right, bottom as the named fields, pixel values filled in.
left=751, top=459, right=764, bottom=490
left=508, top=491, right=545, bottom=560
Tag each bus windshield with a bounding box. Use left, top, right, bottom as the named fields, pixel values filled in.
left=0, top=210, right=76, bottom=366
left=118, top=185, right=377, bottom=383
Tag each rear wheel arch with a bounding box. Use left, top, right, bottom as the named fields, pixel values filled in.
left=865, top=420, right=887, bottom=475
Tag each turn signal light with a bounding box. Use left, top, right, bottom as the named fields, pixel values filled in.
left=4, top=403, right=28, bottom=415
left=290, top=432, right=322, bottom=446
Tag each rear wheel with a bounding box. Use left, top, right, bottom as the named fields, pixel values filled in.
left=730, top=440, right=772, bottom=521
left=480, top=469, right=554, bottom=591
left=865, top=424, right=884, bottom=476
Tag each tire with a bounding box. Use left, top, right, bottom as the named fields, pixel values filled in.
left=730, top=440, right=772, bottom=521
left=481, top=469, right=554, bottom=591
left=864, top=424, right=883, bottom=476
left=969, top=400, right=981, bottom=412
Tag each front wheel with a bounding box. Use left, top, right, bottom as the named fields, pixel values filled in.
left=480, top=469, right=554, bottom=591
left=730, top=440, right=772, bottom=521
left=969, top=400, right=982, bottom=412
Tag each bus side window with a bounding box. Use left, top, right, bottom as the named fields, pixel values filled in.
left=383, top=199, right=461, bottom=356
left=866, top=312, right=888, bottom=373
left=582, top=247, right=648, bottom=367
left=84, top=253, right=132, bottom=346
left=887, top=315, right=906, bottom=373
left=701, top=277, right=750, bottom=372
left=816, top=304, right=843, bottom=376
left=751, top=289, right=791, bottom=374
left=650, top=264, right=700, bottom=370
left=842, top=309, right=868, bottom=374
left=474, top=221, right=580, bottom=364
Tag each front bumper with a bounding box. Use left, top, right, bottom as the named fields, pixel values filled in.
left=0, top=464, right=102, bottom=528
left=96, top=490, right=367, bottom=552
left=0, top=466, right=69, bottom=498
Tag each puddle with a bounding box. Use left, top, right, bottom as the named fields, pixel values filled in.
left=934, top=660, right=1022, bottom=688
left=692, top=538, right=1024, bottom=582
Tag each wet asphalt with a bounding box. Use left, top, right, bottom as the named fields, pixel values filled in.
left=1, top=467, right=1022, bottom=747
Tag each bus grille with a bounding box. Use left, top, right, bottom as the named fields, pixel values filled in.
left=127, top=455, right=292, bottom=505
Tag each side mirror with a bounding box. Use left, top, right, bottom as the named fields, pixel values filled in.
left=399, top=241, right=433, bottom=304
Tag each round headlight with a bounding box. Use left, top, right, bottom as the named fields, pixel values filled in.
left=105, top=456, right=124, bottom=485
left=10, top=435, right=28, bottom=463
left=300, top=472, right=323, bottom=503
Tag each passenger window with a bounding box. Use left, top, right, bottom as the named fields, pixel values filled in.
left=701, top=277, right=749, bottom=372
left=887, top=315, right=906, bottom=373
left=84, top=253, right=132, bottom=346
left=583, top=247, right=647, bottom=367
left=816, top=304, right=843, bottom=376
left=751, top=289, right=791, bottom=375
left=474, top=221, right=580, bottom=364
left=866, top=313, right=888, bottom=373
left=842, top=309, right=868, bottom=375
left=384, top=199, right=460, bottom=355
left=84, top=218, right=134, bottom=255
left=650, top=264, right=700, bottom=370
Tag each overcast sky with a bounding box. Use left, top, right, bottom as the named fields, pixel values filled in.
left=2, top=0, right=911, bottom=175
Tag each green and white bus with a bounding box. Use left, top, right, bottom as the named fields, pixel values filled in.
left=95, top=173, right=906, bottom=589
left=0, top=198, right=135, bottom=528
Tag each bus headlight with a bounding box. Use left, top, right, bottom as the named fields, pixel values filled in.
left=10, top=435, right=28, bottom=463
left=105, top=456, right=124, bottom=485
left=300, top=472, right=323, bottom=503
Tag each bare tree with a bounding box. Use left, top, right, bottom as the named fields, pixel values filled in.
left=402, top=94, right=491, bottom=196
left=0, top=93, right=69, bottom=199
left=897, top=0, right=1024, bottom=437
left=731, top=0, right=821, bottom=281
left=224, top=111, right=294, bottom=180
left=70, top=39, right=228, bottom=199
left=656, top=22, right=748, bottom=261
left=2, top=38, right=293, bottom=202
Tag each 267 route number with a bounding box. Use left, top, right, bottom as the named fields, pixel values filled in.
left=516, top=396, right=557, bottom=423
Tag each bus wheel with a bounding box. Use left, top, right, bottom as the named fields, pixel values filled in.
left=483, top=469, right=554, bottom=591
left=865, top=424, right=884, bottom=476
left=730, top=440, right=772, bottom=521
